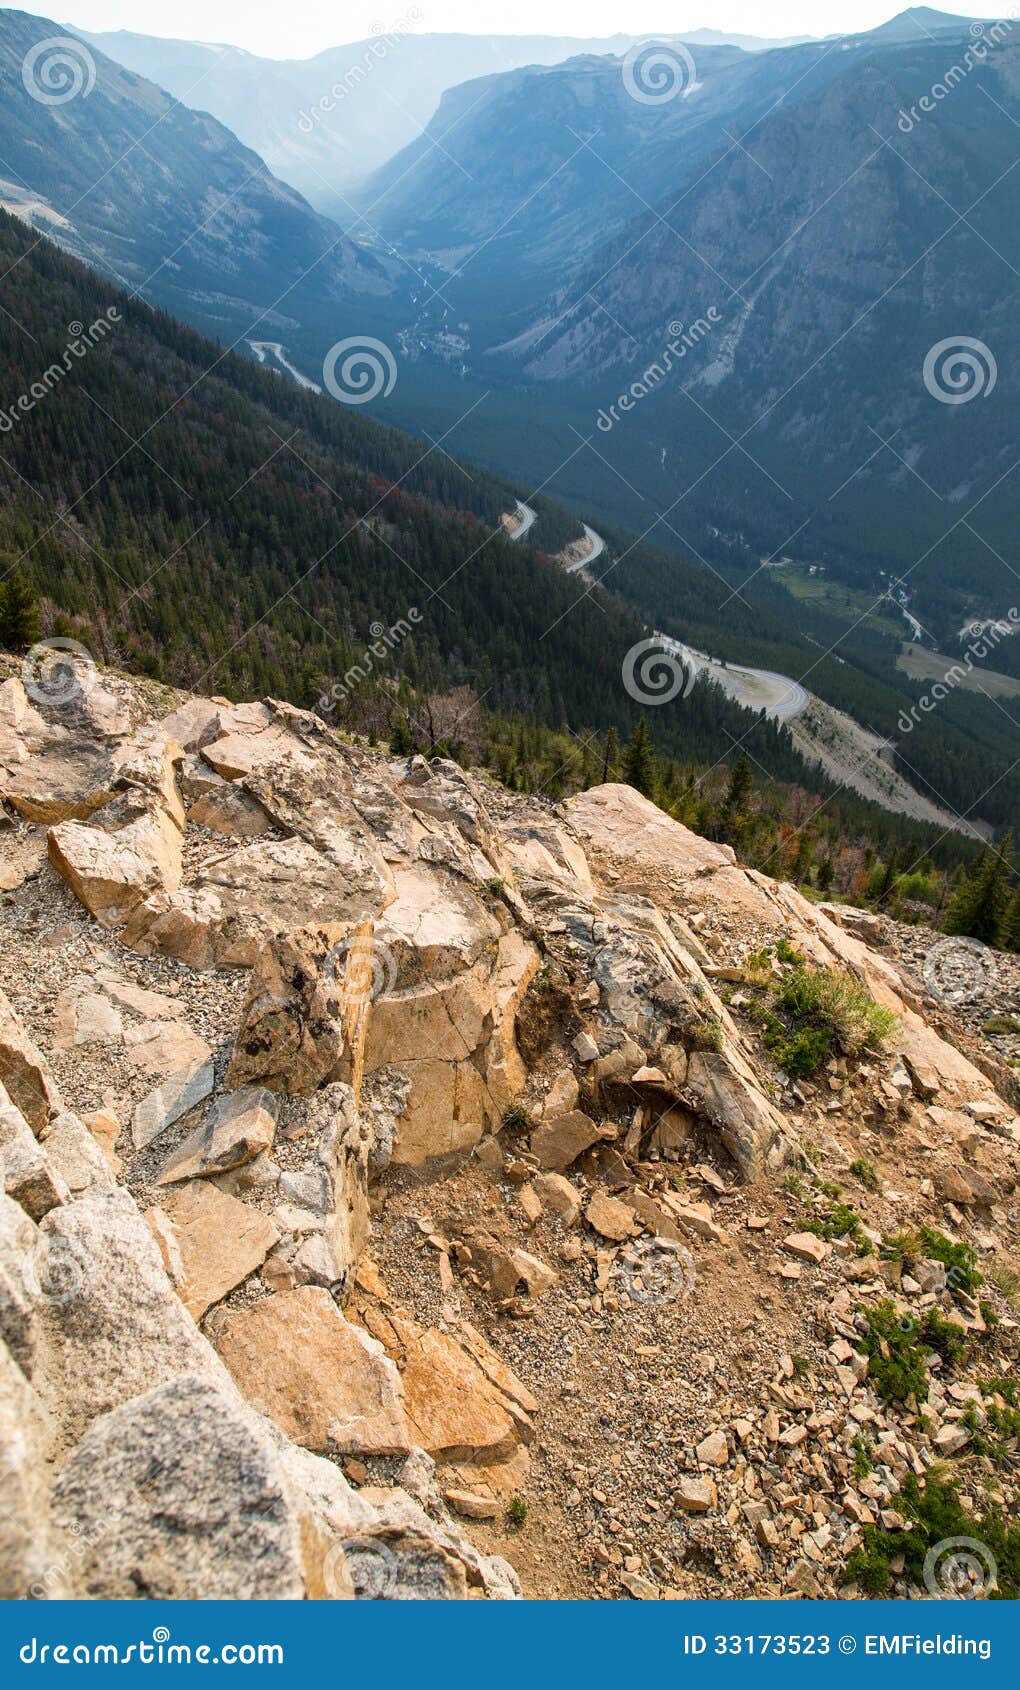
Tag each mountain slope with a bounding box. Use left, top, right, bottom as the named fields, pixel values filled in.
left=0, top=8, right=394, bottom=345
left=0, top=207, right=814, bottom=787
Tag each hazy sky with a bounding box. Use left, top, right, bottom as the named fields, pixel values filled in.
left=55, top=3, right=991, bottom=59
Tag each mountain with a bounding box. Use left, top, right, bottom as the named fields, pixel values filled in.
left=0, top=8, right=394, bottom=346
left=366, top=40, right=851, bottom=281
left=864, top=7, right=994, bottom=40
left=70, top=24, right=816, bottom=213
left=0, top=204, right=817, bottom=791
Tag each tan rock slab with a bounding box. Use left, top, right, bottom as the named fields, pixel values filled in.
left=534, top=1172, right=581, bottom=1226
left=387, top=1317, right=533, bottom=1463
left=123, top=1021, right=211, bottom=1078
left=217, top=1287, right=410, bottom=1455
left=675, top=1477, right=717, bottom=1514
left=443, top=1488, right=501, bottom=1521
left=156, top=1181, right=279, bottom=1320
left=783, top=1232, right=827, bottom=1264
left=585, top=1191, right=640, bottom=1242
left=156, top=1088, right=277, bottom=1184
left=531, top=1109, right=603, bottom=1172
left=48, top=803, right=183, bottom=926
left=0, top=988, right=60, bottom=1132
left=696, top=1430, right=729, bottom=1466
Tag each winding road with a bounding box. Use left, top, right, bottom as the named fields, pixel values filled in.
left=658, top=637, right=808, bottom=723
left=506, top=500, right=537, bottom=541
left=564, top=524, right=606, bottom=574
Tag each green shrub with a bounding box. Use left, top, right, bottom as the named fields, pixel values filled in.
left=845, top=1470, right=1019, bottom=1598
left=857, top=1300, right=969, bottom=1406
left=507, top=1497, right=528, bottom=1526
left=776, top=968, right=898, bottom=1057
left=982, top=1014, right=1020, bottom=1036
left=916, top=1227, right=983, bottom=1296
left=850, top=1157, right=879, bottom=1191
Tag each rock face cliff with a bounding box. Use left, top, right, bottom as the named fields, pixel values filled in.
left=1, top=655, right=1017, bottom=1600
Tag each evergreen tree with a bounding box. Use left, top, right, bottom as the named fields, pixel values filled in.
left=389, top=712, right=415, bottom=756
left=998, top=885, right=1020, bottom=952
left=0, top=571, right=40, bottom=652
left=622, top=718, right=657, bottom=798
left=723, top=751, right=753, bottom=817
left=944, top=842, right=1012, bottom=945
left=601, top=726, right=620, bottom=784
left=816, top=856, right=835, bottom=894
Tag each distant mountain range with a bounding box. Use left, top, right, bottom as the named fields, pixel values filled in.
left=68, top=24, right=815, bottom=210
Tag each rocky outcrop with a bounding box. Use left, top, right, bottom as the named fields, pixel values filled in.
left=2, top=657, right=1018, bottom=1603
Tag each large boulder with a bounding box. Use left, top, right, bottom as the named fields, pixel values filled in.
left=226, top=918, right=375, bottom=1099
left=120, top=837, right=383, bottom=970
left=216, top=1287, right=410, bottom=1456
left=48, top=797, right=183, bottom=926
left=50, top=1376, right=306, bottom=1599
left=33, top=1190, right=227, bottom=1440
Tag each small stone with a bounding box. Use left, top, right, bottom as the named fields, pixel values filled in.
left=783, top=1232, right=827, bottom=1264
left=933, top=1423, right=971, bottom=1455
left=696, top=1430, right=729, bottom=1466
left=674, top=1477, right=717, bottom=1514
left=572, top=1031, right=599, bottom=1063
left=518, top=1184, right=543, bottom=1227
left=585, top=1191, right=638, bottom=1242
left=443, top=1488, right=500, bottom=1521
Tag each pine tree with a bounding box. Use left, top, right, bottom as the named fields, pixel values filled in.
left=601, top=726, right=620, bottom=784
left=0, top=572, right=40, bottom=652
left=816, top=856, right=835, bottom=894
left=622, top=719, right=657, bottom=798
left=389, top=712, right=415, bottom=756
left=723, top=751, right=752, bottom=817
left=944, top=844, right=1011, bottom=946
left=998, top=885, right=1020, bottom=952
